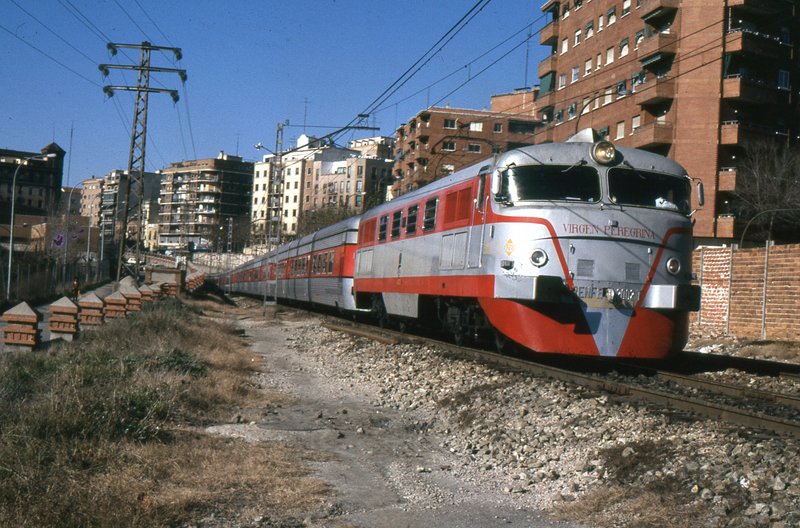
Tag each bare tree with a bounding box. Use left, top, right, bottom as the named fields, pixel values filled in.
left=295, top=207, right=355, bottom=238
left=734, top=140, right=800, bottom=243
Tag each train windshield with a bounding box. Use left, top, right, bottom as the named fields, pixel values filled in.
left=500, top=165, right=600, bottom=203
left=608, top=168, right=691, bottom=214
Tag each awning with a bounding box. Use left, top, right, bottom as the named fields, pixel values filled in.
left=641, top=53, right=663, bottom=67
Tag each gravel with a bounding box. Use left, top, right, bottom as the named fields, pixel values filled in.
left=283, top=317, right=800, bottom=528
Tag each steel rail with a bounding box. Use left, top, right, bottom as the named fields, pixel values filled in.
left=323, top=322, right=800, bottom=438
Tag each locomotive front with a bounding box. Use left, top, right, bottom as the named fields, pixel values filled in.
left=480, top=133, right=701, bottom=358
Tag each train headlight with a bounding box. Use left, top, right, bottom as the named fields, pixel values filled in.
left=591, top=141, right=616, bottom=165
left=665, top=257, right=681, bottom=275
left=530, top=249, right=548, bottom=267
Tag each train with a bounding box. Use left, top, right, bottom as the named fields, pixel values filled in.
left=216, top=128, right=701, bottom=359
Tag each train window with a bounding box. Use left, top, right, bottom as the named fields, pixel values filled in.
left=608, top=168, right=691, bottom=213
left=328, top=252, right=334, bottom=274
left=378, top=215, right=388, bottom=241
left=423, top=198, right=438, bottom=230
left=406, top=205, right=418, bottom=234
left=500, top=165, right=600, bottom=203
left=476, top=172, right=487, bottom=211
left=391, top=210, right=402, bottom=238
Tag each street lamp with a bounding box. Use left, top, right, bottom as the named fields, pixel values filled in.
left=61, top=185, right=78, bottom=285
left=5, top=153, right=57, bottom=300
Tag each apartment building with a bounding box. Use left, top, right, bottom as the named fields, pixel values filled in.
left=534, top=0, right=799, bottom=240
left=80, top=177, right=103, bottom=226
left=0, top=143, right=65, bottom=222
left=158, top=151, right=253, bottom=251
left=392, top=99, right=541, bottom=197
left=252, top=135, right=395, bottom=241
left=100, top=170, right=161, bottom=243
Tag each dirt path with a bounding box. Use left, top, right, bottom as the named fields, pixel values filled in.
left=208, top=311, right=580, bottom=528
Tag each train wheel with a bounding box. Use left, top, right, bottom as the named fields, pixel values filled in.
left=493, top=330, right=510, bottom=354
left=372, top=296, right=388, bottom=328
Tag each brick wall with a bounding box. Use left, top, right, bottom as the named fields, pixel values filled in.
left=692, top=244, right=800, bottom=340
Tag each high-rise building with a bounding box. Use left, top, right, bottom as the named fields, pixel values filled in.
left=100, top=169, right=161, bottom=243
left=158, top=151, right=253, bottom=251
left=534, top=0, right=799, bottom=241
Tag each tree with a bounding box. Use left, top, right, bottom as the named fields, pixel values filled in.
left=295, top=207, right=355, bottom=238
left=733, top=140, right=800, bottom=244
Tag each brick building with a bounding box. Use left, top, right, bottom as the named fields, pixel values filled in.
left=392, top=99, right=541, bottom=197
left=533, top=0, right=799, bottom=242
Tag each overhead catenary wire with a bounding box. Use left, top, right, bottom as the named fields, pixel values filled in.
left=329, top=0, right=495, bottom=145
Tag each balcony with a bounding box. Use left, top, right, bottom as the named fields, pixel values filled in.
left=537, top=54, right=559, bottom=79
left=639, top=0, right=679, bottom=21
left=630, top=121, right=674, bottom=148
left=725, top=29, right=792, bottom=60
left=637, top=33, right=678, bottom=65
left=718, top=168, right=738, bottom=192
left=634, top=76, right=676, bottom=106
left=716, top=215, right=736, bottom=239
left=720, top=121, right=788, bottom=145
left=723, top=75, right=789, bottom=105
left=535, top=89, right=557, bottom=109
left=539, top=19, right=559, bottom=46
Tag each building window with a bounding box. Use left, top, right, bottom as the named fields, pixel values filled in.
left=571, top=65, right=579, bottom=83
left=598, top=14, right=604, bottom=31
left=442, top=141, right=456, bottom=151
left=778, top=70, right=790, bottom=90
left=581, top=97, right=590, bottom=115
left=441, top=164, right=455, bottom=175
left=622, top=0, right=631, bottom=16
left=620, top=38, right=629, bottom=57
left=574, top=29, right=582, bottom=46
left=561, top=38, right=569, bottom=54
left=444, top=118, right=457, bottom=129
left=604, top=86, right=613, bottom=105
left=469, top=122, right=483, bottom=132
left=632, top=115, right=641, bottom=132
left=562, top=1, right=570, bottom=18
left=575, top=0, right=583, bottom=8
left=607, top=7, right=616, bottom=25
left=593, top=92, right=601, bottom=110
left=635, top=30, right=645, bottom=49
left=596, top=53, right=602, bottom=70
left=555, top=109, right=564, bottom=124
left=468, top=143, right=481, bottom=153
left=615, top=121, right=625, bottom=139
left=585, top=58, right=592, bottom=75
left=567, top=102, right=577, bottom=119
left=606, top=46, right=614, bottom=64
left=616, top=80, right=627, bottom=97
left=493, top=123, right=503, bottom=133
left=586, top=21, right=594, bottom=39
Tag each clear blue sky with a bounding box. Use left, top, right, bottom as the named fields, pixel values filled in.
left=1, top=0, right=548, bottom=187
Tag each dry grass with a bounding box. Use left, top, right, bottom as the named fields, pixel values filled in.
left=0, top=297, right=330, bottom=527
left=555, top=440, right=710, bottom=527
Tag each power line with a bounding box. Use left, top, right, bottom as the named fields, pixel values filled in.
left=0, top=22, right=102, bottom=87
left=8, top=0, right=98, bottom=66
left=112, top=0, right=154, bottom=43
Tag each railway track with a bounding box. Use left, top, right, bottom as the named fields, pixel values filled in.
left=322, top=320, right=800, bottom=438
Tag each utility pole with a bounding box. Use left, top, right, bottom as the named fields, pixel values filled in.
left=100, top=41, right=185, bottom=284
